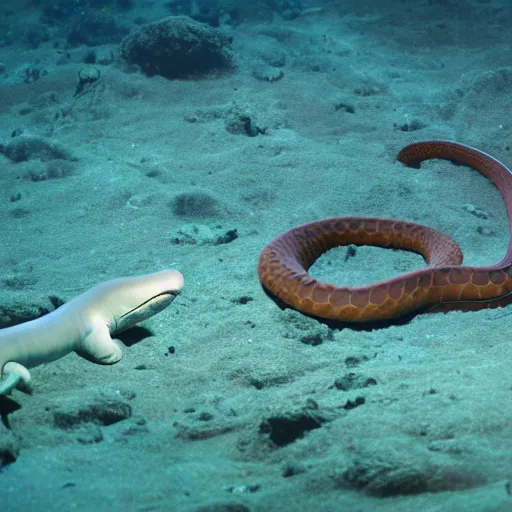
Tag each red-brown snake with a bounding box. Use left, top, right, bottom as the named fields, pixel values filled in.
left=257, top=141, right=512, bottom=323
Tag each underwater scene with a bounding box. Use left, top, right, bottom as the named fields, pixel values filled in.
left=0, top=0, right=511, bottom=510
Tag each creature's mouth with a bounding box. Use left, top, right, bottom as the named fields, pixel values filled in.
left=116, top=291, right=180, bottom=332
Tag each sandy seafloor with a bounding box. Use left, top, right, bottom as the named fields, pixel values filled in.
left=0, top=0, right=511, bottom=510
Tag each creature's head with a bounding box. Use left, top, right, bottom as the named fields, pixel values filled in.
left=100, top=269, right=184, bottom=333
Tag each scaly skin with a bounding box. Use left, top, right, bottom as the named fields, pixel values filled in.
left=258, top=141, right=512, bottom=323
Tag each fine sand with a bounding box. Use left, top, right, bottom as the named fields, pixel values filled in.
left=0, top=1, right=511, bottom=511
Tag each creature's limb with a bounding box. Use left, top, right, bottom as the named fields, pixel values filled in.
left=0, top=362, right=32, bottom=395
left=76, top=318, right=123, bottom=365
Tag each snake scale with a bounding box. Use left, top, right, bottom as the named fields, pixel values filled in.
left=258, top=141, right=512, bottom=323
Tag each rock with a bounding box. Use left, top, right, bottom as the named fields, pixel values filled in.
left=169, top=190, right=225, bottom=218
left=120, top=16, right=234, bottom=80
left=342, top=439, right=485, bottom=496
left=3, top=135, right=75, bottom=163
left=50, top=391, right=133, bottom=430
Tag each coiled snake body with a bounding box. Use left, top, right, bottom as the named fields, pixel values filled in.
left=258, top=141, right=512, bottom=323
